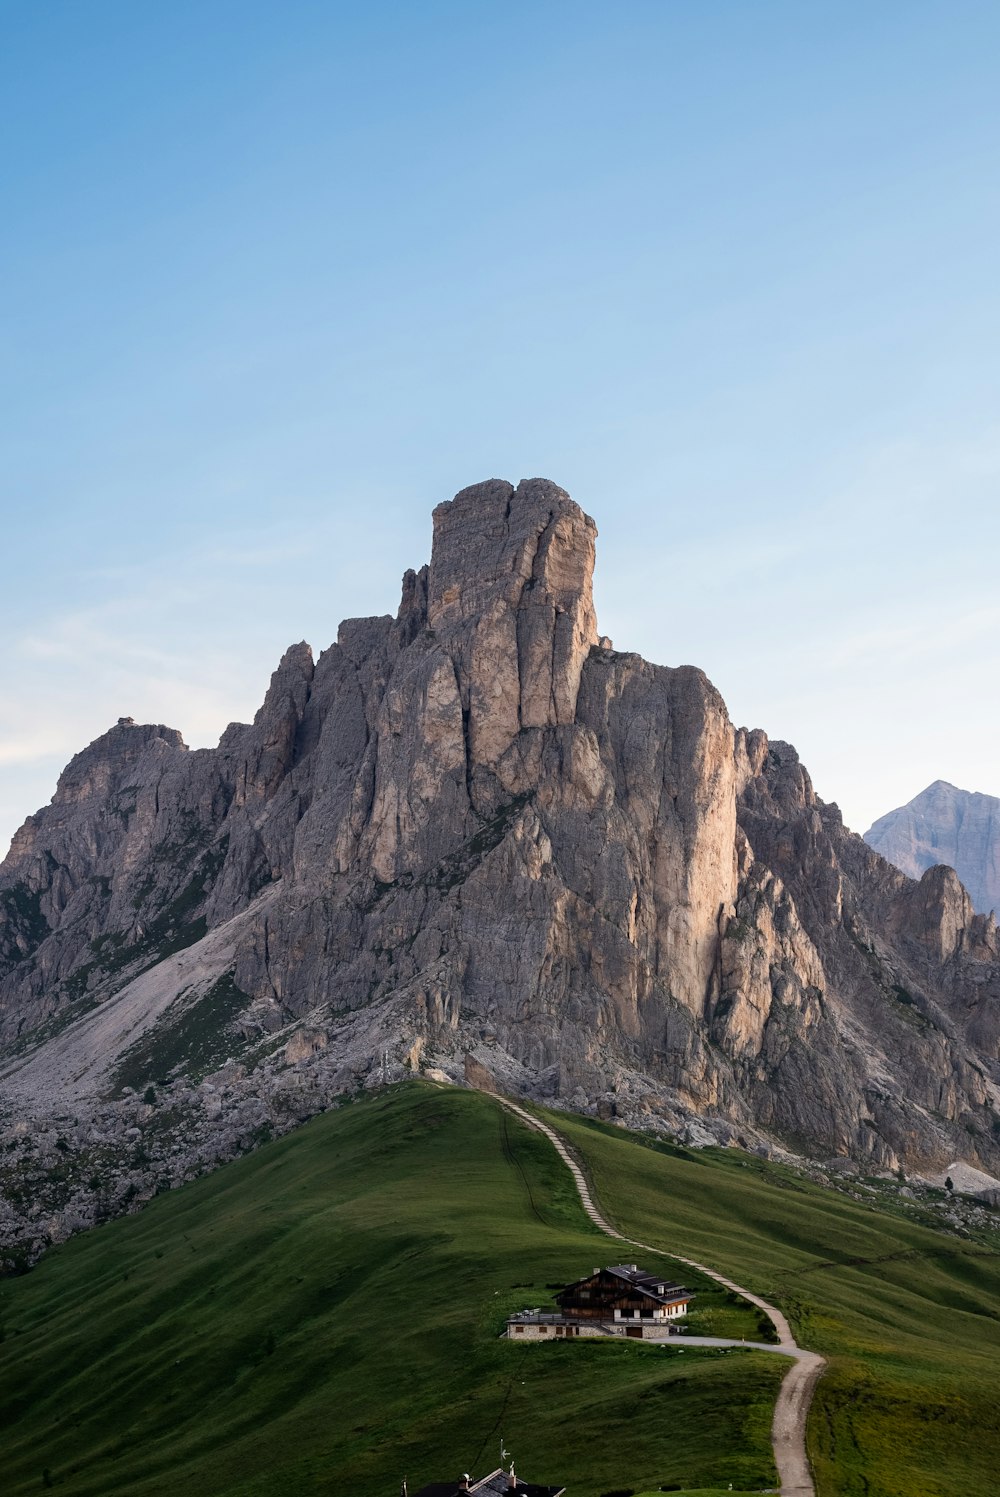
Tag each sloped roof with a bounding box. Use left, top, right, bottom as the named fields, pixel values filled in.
left=606, top=1264, right=689, bottom=1300
left=472, top=1470, right=565, bottom=1496
left=558, top=1263, right=690, bottom=1305
left=412, top=1474, right=564, bottom=1497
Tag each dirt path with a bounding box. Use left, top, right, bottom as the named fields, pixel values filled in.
left=493, top=1093, right=825, bottom=1497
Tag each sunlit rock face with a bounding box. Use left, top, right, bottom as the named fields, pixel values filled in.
left=2, top=475, right=999, bottom=1253
left=865, top=780, right=1000, bottom=919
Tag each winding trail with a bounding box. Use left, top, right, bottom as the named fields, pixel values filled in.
left=493, top=1093, right=825, bottom=1497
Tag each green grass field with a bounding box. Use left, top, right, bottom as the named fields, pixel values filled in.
left=548, top=1107, right=1000, bottom=1497
left=3, top=1081, right=999, bottom=1497
left=0, top=1084, right=781, bottom=1497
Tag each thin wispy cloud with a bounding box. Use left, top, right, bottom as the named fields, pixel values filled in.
left=0, top=506, right=424, bottom=850
left=826, top=605, right=1000, bottom=670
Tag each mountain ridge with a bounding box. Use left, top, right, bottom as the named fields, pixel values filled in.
left=864, top=778, right=1000, bottom=918
left=1, top=477, right=998, bottom=1264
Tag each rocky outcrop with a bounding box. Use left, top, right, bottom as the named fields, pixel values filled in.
left=2, top=477, right=999, bottom=1266
left=865, top=780, right=1000, bottom=918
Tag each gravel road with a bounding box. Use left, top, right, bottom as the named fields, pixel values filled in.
left=493, top=1093, right=825, bottom=1497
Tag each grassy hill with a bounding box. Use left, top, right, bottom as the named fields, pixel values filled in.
left=548, top=1107, right=1000, bottom=1497
left=2, top=1081, right=999, bottom=1496
left=0, top=1084, right=780, bottom=1497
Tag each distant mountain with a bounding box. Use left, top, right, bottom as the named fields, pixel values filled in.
left=864, top=781, right=1000, bottom=918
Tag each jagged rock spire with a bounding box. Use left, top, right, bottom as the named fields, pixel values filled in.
left=427, top=477, right=598, bottom=765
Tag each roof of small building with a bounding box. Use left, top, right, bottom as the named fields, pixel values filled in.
left=558, top=1264, right=691, bottom=1305
left=472, top=1470, right=565, bottom=1496
left=412, top=1473, right=564, bottom=1497
left=607, top=1263, right=688, bottom=1296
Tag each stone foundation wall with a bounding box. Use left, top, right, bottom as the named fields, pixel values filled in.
left=506, top=1319, right=675, bottom=1342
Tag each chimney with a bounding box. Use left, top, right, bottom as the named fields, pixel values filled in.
left=507, top=1464, right=517, bottom=1490
left=458, top=1477, right=471, bottom=1492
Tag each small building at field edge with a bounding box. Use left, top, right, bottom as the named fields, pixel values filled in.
left=411, top=1467, right=565, bottom=1495
left=507, top=1263, right=692, bottom=1341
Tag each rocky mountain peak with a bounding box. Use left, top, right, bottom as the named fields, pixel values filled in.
left=865, top=779, right=1000, bottom=918
left=888, top=863, right=978, bottom=961
left=428, top=477, right=596, bottom=629
left=54, top=721, right=188, bottom=804
left=1, top=477, right=999, bottom=1269
left=424, top=477, right=599, bottom=767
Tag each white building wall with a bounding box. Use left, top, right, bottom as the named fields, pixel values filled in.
left=507, top=1318, right=686, bottom=1342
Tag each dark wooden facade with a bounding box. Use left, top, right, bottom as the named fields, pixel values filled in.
left=555, top=1263, right=691, bottom=1322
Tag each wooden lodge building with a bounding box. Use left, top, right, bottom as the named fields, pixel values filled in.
left=506, top=1263, right=692, bottom=1342
left=558, top=1264, right=692, bottom=1325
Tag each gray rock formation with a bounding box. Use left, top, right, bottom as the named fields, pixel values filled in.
left=2, top=478, right=999, bottom=1265
left=865, top=780, right=1000, bottom=918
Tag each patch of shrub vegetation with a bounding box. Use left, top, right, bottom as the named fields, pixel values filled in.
left=151, top=813, right=214, bottom=870
left=366, top=799, right=532, bottom=908
left=725, top=916, right=753, bottom=943
left=890, top=983, right=933, bottom=1031
left=0, top=884, right=48, bottom=965
left=425, top=795, right=531, bottom=893
left=111, top=973, right=253, bottom=1095
left=130, top=872, right=157, bottom=911
left=62, top=834, right=230, bottom=1003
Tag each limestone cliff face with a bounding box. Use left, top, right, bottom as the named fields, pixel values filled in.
left=2, top=478, right=999, bottom=1198
left=865, top=780, right=1000, bottom=918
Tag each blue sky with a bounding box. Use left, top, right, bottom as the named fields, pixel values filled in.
left=2, top=1, right=998, bottom=852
